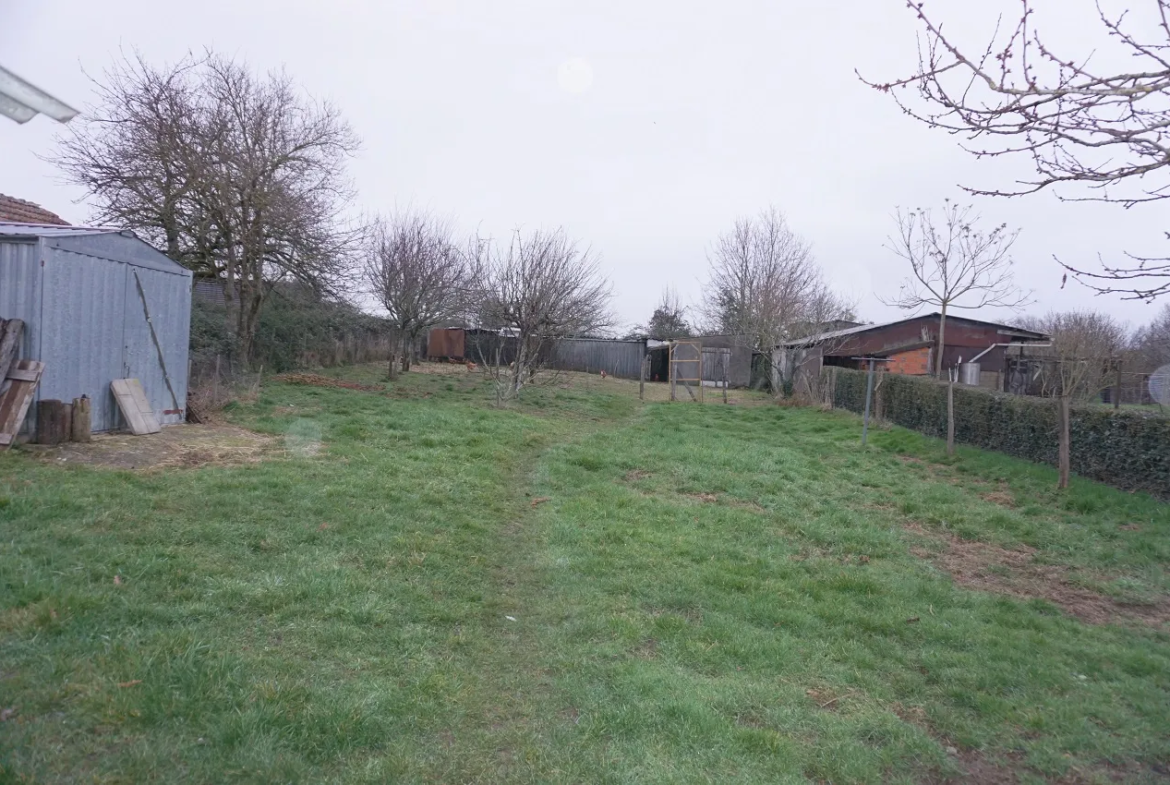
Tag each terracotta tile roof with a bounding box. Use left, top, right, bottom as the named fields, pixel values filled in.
left=0, top=194, right=69, bottom=226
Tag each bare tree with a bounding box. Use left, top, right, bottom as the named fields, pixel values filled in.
left=1019, top=311, right=1127, bottom=488
left=471, top=228, right=613, bottom=402
left=53, top=51, right=361, bottom=362
left=861, top=1, right=1170, bottom=300
left=883, top=202, right=1030, bottom=377
left=363, top=212, right=467, bottom=378
left=702, top=207, right=852, bottom=352
left=639, top=287, right=692, bottom=340
left=1130, top=304, right=1170, bottom=372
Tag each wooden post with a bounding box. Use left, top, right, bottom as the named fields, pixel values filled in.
left=37, top=399, right=71, bottom=445
left=946, top=369, right=956, bottom=456
left=722, top=357, right=728, bottom=404
left=861, top=361, right=876, bottom=446
left=639, top=355, right=646, bottom=401
left=669, top=345, right=676, bottom=402
left=71, top=396, right=92, bottom=442
left=1114, top=359, right=1123, bottom=409
left=1058, top=394, right=1072, bottom=489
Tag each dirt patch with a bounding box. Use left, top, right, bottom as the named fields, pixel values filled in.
left=980, top=485, right=1017, bottom=508
left=272, top=372, right=382, bottom=392
left=689, top=492, right=719, bottom=503
left=624, top=469, right=652, bottom=482
left=905, top=524, right=1170, bottom=626
left=631, top=638, right=658, bottom=659
left=22, top=424, right=275, bottom=471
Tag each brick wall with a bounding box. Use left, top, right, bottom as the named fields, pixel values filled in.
left=886, top=347, right=931, bottom=375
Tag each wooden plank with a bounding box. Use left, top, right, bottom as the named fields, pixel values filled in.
left=0, top=360, right=44, bottom=449
left=6, top=368, right=38, bottom=382
left=0, top=319, right=23, bottom=378
left=0, top=319, right=24, bottom=399
left=111, top=378, right=160, bottom=435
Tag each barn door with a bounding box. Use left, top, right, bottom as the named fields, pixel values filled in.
left=122, top=266, right=187, bottom=426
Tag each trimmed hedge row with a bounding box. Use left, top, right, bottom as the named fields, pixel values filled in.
left=827, top=367, right=1170, bottom=498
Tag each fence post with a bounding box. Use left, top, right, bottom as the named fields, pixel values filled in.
left=862, top=361, right=876, bottom=446
left=639, top=355, right=646, bottom=401
left=1114, top=359, right=1123, bottom=409
left=722, top=356, right=728, bottom=404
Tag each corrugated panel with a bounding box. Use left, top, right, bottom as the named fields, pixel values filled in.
left=548, top=339, right=646, bottom=379
left=0, top=239, right=41, bottom=357
left=38, top=246, right=128, bottom=432
left=122, top=264, right=191, bottom=427
left=0, top=239, right=43, bottom=436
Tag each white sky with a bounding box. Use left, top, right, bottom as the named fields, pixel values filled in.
left=0, top=0, right=1165, bottom=334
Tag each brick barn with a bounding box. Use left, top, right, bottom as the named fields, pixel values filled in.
left=773, top=313, right=1050, bottom=391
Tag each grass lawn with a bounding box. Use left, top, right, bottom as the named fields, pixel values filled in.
left=2, top=365, right=1168, bottom=784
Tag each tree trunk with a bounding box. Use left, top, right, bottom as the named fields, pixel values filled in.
left=946, top=371, right=956, bottom=456
left=401, top=334, right=411, bottom=373
left=71, top=396, right=92, bottom=443
left=935, top=304, right=948, bottom=378
left=1057, top=394, right=1071, bottom=489
left=387, top=329, right=399, bottom=380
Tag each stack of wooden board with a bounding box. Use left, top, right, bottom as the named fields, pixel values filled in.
left=0, top=319, right=46, bottom=449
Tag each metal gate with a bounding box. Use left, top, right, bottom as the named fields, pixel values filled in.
left=669, top=341, right=703, bottom=402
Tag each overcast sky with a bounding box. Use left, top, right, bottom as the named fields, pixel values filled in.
left=0, top=0, right=1164, bottom=334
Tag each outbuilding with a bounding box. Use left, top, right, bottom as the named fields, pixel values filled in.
left=0, top=222, right=192, bottom=437
left=772, top=313, right=1050, bottom=392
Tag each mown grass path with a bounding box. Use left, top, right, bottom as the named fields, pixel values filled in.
left=2, top=367, right=1167, bottom=784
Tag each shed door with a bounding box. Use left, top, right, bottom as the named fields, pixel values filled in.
left=122, top=266, right=188, bottom=427
left=38, top=249, right=127, bottom=433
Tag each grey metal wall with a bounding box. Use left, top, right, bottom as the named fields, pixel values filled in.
left=0, top=239, right=41, bottom=359
left=547, top=338, right=646, bottom=379
left=0, top=231, right=191, bottom=436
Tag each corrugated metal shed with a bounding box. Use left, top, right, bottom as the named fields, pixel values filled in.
left=0, top=224, right=191, bottom=437
left=548, top=338, right=646, bottom=379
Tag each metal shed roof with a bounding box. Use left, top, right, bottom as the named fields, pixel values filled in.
left=0, top=223, right=189, bottom=276
left=777, top=313, right=1049, bottom=349
left=0, top=222, right=119, bottom=237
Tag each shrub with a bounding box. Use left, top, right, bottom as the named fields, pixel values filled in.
left=191, top=296, right=393, bottom=374
left=826, top=367, right=1170, bottom=498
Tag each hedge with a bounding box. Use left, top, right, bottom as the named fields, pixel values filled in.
left=191, top=296, right=394, bottom=373
left=826, top=367, right=1170, bottom=499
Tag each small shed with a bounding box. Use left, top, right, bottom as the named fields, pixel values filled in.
left=0, top=223, right=192, bottom=437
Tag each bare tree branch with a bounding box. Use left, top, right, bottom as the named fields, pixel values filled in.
left=362, top=211, right=468, bottom=377
left=701, top=207, right=853, bottom=352
left=51, top=50, right=361, bottom=362
left=470, top=228, right=613, bottom=402
left=861, top=0, right=1170, bottom=300
left=881, top=201, right=1031, bottom=376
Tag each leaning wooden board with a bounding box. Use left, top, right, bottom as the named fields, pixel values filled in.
left=0, top=359, right=45, bottom=447
left=111, top=378, right=161, bottom=435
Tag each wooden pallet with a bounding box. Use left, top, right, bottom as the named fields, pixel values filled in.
left=0, top=359, right=45, bottom=448
left=0, top=318, right=24, bottom=398
left=111, top=378, right=160, bottom=435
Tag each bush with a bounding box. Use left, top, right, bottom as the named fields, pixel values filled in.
left=190, top=296, right=393, bottom=374
left=826, top=367, right=1170, bottom=498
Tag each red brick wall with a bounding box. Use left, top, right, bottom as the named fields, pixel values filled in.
left=886, top=347, right=931, bottom=375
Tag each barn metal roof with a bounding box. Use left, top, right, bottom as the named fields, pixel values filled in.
left=777, top=313, right=1049, bottom=349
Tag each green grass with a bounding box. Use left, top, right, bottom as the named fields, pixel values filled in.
left=2, top=366, right=1168, bottom=784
